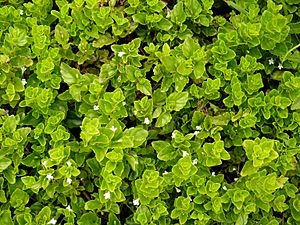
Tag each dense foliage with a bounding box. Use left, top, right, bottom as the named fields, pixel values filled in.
left=1, top=0, right=300, bottom=224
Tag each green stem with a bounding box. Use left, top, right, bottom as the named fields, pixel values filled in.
left=282, top=43, right=300, bottom=63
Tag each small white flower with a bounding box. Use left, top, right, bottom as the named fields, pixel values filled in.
left=21, top=67, right=26, bottom=73
left=42, top=160, right=47, bottom=167
left=118, top=52, right=126, bottom=57
left=144, top=117, right=150, bottom=125
left=21, top=79, right=27, bottom=86
left=268, top=58, right=274, bottom=65
left=122, top=101, right=126, bottom=106
left=234, top=178, right=238, bottom=181
left=20, top=9, right=24, bottom=15
left=171, top=132, right=176, bottom=139
left=93, top=105, right=99, bottom=111
left=182, top=151, right=189, bottom=157
left=133, top=110, right=138, bottom=115
left=117, top=139, right=123, bottom=143
left=175, top=187, right=181, bottom=193
left=133, top=199, right=139, bottom=206
left=66, top=178, right=72, bottom=184
left=278, top=63, right=283, bottom=70
left=48, top=218, right=57, bottom=225
left=162, top=171, right=169, bottom=175
left=66, top=161, right=72, bottom=167
left=104, top=191, right=111, bottom=199
left=194, top=131, right=200, bottom=136
left=46, top=174, right=53, bottom=180
left=80, top=178, right=84, bottom=181
left=110, top=126, right=117, bottom=132
left=66, top=204, right=72, bottom=212
left=232, top=167, right=236, bottom=171
left=196, top=125, right=202, bottom=130
left=222, top=186, right=227, bottom=190
left=211, top=172, right=216, bottom=176
left=192, top=159, right=198, bottom=165
left=188, top=196, right=192, bottom=201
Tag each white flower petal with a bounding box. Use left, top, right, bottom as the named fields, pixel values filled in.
left=194, top=131, right=200, bottom=136
left=182, top=151, right=189, bottom=157
left=46, top=174, right=53, bottom=180
left=278, top=63, right=283, bottom=70
left=175, top=187, right=181, bottom=193
left=42, top=160, right=47, bottom=167
left=192, top=159, right=198, bottom=165
left=110, top=126, right=117, bottom=132
left=171, top=132, right=176, bottom=139
left=66, top=161, right=72, bottom=167
left=211, top=172, right=216, bottom=176
left=133, top=199, right=139, bottom=206
left=144, top=117, right=150, bottom=125
left=118, top=52, right=126, bottom=57
left=66, top=205, right=72, bottom=211
left=104, top=191, right=111, bottom=199
left=48, top=218, right=57, bottom=225
left=162, top=171, right=169, bottom=175
left=93, top=105, right=99, bottom=111
left=21, top=79, right=27, bottom=86
left=196, top=125, right=202, bottom=130
left=222, top=186, right=227, bottom=190
left=66, top=178, right=72, bottom=184
left=268, top=58, right=274, bottom=65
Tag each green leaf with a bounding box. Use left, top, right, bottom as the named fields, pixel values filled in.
left=0, top=158, right=12, bottom=171
left=170, top=2, right=186, bottom=24
left=291, top=95, right=300, bottom=110
left=182, top=37, right=200, bottom=58
left=152, top=141, right=176, bottom=161
left=137, top=78, right=152, bottom=96
left=10, top=188, right=29, bottom=209
left=155, top=111, right=172, bottom=127
left=166, top=92, right=189, bottom=111
left=78, top=213, right=101, bottom=225
left=177, top=60, right=193, bottom=75
left=0, top=210, right=14, bottom=225
left=60, top=62, right=81, bottom=85
left=290, top=22, right=300, bottom=34
left=160, top=56, right=177, bottom=72
left=184, top=0, right=202, bottom=18
left=55, top=24, right=69, bottom=47
left=85, top=200, right=102, bottom=210
left=240, top=161, right=259, bottom=177
left=124, top=128, right=148, bottom=147
left=156, top=18, right=173, bottom=31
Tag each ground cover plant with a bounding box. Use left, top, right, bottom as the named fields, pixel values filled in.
left=1, top=0, right=300, bottom=224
